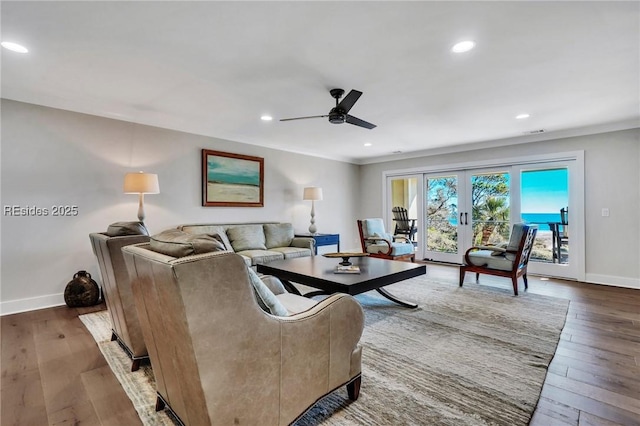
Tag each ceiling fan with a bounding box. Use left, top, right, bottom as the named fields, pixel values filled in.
left=280, top=88, right=376, bottom=129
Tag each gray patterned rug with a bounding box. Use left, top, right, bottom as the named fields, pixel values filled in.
left=80, top=275, right=569, bottom=425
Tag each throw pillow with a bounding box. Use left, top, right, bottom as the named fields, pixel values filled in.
left=227, top=225, right=266, bottom=252
left=106, top=221, right=149, bottom=237
left=259, top=274, right=287, bottom=295
left=264, top=223, right=294, bottom=249
left=246, top=267, right=288, bottom=316
left=149, top=229, right=227, bottom=257
left=490, top=243, right=509, bottom=256
left=179, top=225, right=233, bottom=252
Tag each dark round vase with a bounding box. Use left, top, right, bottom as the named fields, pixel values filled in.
left=64, top=271, right=100, bottom=307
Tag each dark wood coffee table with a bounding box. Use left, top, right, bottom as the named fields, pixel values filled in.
left=257, top=255, right=426, bottom=308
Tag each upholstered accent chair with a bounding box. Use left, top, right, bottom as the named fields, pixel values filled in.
left=122, top=245, right=364, bottom=426
left=459, top=223, right=537, bottom=296
left=357, top=218, right=415, bottom=262
left=89, top=229, right=150, bottom=371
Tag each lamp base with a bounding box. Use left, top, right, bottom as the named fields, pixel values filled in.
left=308, top=224, right=317, bottom=235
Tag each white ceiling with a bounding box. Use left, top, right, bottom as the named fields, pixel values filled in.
left=2, top=1, right=639, bottom=164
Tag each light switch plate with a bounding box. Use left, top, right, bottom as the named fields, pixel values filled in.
left=601, top=208, right=610, bottom=217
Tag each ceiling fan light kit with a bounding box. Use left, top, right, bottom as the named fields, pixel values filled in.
left=280, top=88, right=376, bottom=129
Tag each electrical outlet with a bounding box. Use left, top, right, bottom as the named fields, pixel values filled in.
left=601, top=208, right=610, bottom=217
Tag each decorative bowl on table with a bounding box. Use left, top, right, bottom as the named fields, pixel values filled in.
left=322, top=252, right=368, bottom=266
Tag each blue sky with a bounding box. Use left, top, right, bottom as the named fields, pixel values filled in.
left=521, top=168, right=568, bottom=213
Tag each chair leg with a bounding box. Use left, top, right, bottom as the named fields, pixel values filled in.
left=155, top=395, right=165, bottom=411
left=459, top=268, right=465, bottom=287
left=475, top=273, right=480, bottom=283
left=523, top=274, right=528, bottom=290
left=512, top=277, right=519, bottom=296
left=347, top=376, right=361, bottom=401
left=131, top=359, right=141, bottom=372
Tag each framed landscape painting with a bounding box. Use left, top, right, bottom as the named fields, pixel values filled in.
left=202, top=149, right=264, bottom=207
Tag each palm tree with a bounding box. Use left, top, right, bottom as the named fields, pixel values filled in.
left=475, top=196, right=510, bottom=245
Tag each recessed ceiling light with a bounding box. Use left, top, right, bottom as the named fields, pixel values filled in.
left=260, top=115, right=273, bottom=121
left=451, top=40, right=475, bottom=53
left=515, top=113, right=531, bottom=119
left=364, top=143, right=372, bottom=147
left=1, top=41, right=28, bottom=53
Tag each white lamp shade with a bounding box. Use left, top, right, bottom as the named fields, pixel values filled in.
left=124, top=172, right=160, bottom=194
left=303, top=187, right=323, bottom=201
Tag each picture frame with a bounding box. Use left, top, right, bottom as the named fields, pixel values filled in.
left=202, top=149, right=264, bottom=207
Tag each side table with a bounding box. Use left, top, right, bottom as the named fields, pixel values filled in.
left=295, top=233, right=340, bottom=255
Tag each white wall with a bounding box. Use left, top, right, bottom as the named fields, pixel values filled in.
left=358, top=129, right=640, bottom=288
left=0, top=100, right=359, bottom=314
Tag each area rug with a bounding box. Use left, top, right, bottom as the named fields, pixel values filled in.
left=80, top=275, right=569, bottom=425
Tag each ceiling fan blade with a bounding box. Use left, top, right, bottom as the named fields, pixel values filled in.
left=345, top=114, right=376, bottom=129
left=337, top=90, right=362, bottom=113
left=279, top=115, right=328, bottom=122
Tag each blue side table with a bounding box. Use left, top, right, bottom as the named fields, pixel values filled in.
left=296, top=233, right=340, bottom=255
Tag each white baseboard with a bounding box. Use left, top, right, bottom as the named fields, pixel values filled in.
left=585, top=273, right=640, bottom=290
left=0, top=293, right=65, bottom=316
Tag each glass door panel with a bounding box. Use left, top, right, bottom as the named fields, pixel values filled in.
left=519, top=166, right=576, bottom=279
left=424, top=174, right=463, bottom=263
left=470, top=171, right=511, bottom=247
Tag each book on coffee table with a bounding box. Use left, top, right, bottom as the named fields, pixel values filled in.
left=334, top=265, right=361, bottom=274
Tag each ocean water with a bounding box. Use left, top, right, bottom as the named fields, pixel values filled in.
left=522, top=213, right=562, bottom=231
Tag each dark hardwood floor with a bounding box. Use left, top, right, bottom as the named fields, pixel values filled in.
left=2, top=264, right=639, bottom=425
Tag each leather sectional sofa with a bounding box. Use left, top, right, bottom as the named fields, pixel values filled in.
left=177, top=222, right=315, bottom=265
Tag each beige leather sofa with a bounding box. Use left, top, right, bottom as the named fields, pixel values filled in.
left=177, top=222, right=314, bottom=265
left=89, top=232, right=150, bottom=371
left=122, top=244, right=364, bottom=425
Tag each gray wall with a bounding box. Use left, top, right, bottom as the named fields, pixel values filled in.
left=358, top=128, right=640, bottom=287
left=1, top=100, right=359, bottom=314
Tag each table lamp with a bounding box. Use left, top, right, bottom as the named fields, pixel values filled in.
left=303, top=187, right=323, bottom=234
left=124, top=172, right=160, bottom=222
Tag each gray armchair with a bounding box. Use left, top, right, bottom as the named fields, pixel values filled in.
left=122, top=244, right=364, bottom=425
left=89, top=231, right=150, bottom=371
left=357, top=218, right=415, bottom=262
left=459, top=223, right=537, bottom=295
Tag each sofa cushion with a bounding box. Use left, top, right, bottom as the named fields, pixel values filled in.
left=236, top=250, right=284, bottom=266
left=363, top=219, right=393, bottom=241
left=106, top=221, right=149, bottom=237
left=264, top=223, right=294, bottom=249
left=227, top=225, right=267, bottom=252
left=149, top=230, right=227, bottom=257
left=270, top=247, right=312, bottom=259
left=180, top=225, right=232, bottom=251
left=507, top=224, right=526, bottom=252
left=366, top=242, right=414, bottom=256
left=467, top=249, right=514, bottom=271
left=246, top=267, right=288, bottom=316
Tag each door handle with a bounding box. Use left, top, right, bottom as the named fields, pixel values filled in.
left=465, top=212, right=468, bottom=225
left=460, top=213, right=464, bottom=225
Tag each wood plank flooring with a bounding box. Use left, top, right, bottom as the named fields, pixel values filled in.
left=2, top=264, right=639, bottom=425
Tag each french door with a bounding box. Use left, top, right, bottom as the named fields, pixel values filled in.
left=385, top=155, right=583, bottom=281
left=423, top=168, right=510, bottom=264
